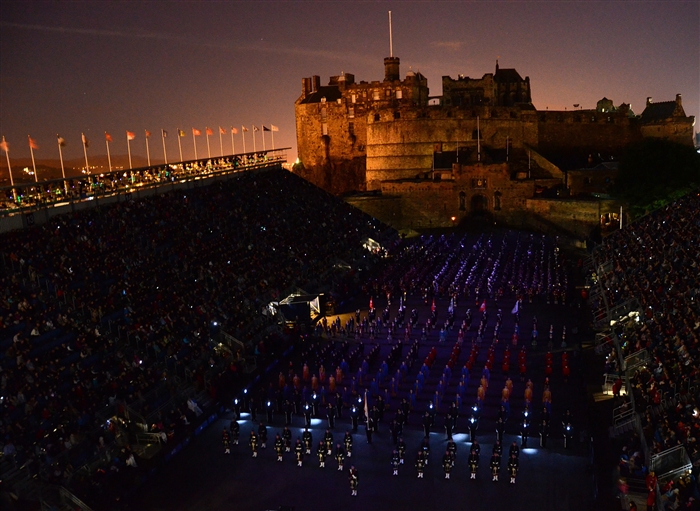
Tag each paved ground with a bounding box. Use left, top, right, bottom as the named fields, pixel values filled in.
left=130, top=271, right=606, bottom=511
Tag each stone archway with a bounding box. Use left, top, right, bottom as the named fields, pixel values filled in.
left=470, top=194, right=489, bottom=214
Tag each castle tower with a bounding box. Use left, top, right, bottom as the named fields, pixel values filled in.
left=384, top=57, right=400, bottom=82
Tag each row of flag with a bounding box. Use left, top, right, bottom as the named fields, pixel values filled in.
left=0, top=124, right=280, bottom=188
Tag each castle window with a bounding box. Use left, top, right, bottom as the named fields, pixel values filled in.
left=472, top=179, right=487, bottom=189
left=372, top=90, right=380, bottom=101
left=393, top=111, right=401, bottom=120
left=374, top=113, right=380, bottom=122
left=385, top=89, right=391, bottom=98
left=348, top=106, right=355, bottom=119
left=352, top=94, right=357, bottom=104
left=322, top=123, right=328, bottom=136
left=395, top=89, right=403, bottom=99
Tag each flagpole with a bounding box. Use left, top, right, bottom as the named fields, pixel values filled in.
left=230, top=127, right=235, bottom=155
left=105, top=134, right=112, bottom=172
left=192, top=129, right=198, bottom=160
left=242, top=127, right=247, bottom=153
left=81, top=133, right=90, bottom=175
left=57, top=135, right=67, bottom=194
left=162, top=130, right=168, bottom=165
left=28, top=136, right=38, bottom=182
left=477, top=116, right=481, bottom=162
left=262, top=125, right=266, bottom=151
left=206, top=129, right=211, bottom=159
left=177, top=130, right=183, bottom=162
left=145, top=130, right=151, bottom=167
left=127, top=136, right=133, bottom=170
left=271, top=128, right=275, bottom=150
left=2, top=137, right=17, bottom=202
left=219, top=128, right=223, bottom=157
left=252, top=127, right=256, bottom=153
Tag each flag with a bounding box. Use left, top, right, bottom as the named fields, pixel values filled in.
left=231, top=127, right=238, bottom=134
left=219, top=126, right=226, bottom=135
left=57, top=135, right=66, bottom=147
left=162, top=129, right=168, bottom=138
left=82, top=134, right=89, bottom=147
left=28, top=137, right=38, bottom=150
left=270, top=125, right=279, bottom=132
left=193, top=128, right=201, bottom=136
left=511, top=300, right=519, bottom=315
left=205, top=127, right=213, bottom=136
left=479, top=300, right=486, bottom=313
left=263, top=126, right=271, bottom=132
left=0, top=138, right=8, bottom=152
left=253, top=126, right=259, bottom=132
left=363, top=390, right=369, bottom=423
left=369, top=296, right=373, bottom=310
left=105, top=132, right=113, bottom=142
left=145, top=130, right=151, bottom=138
left=178, top=129, right=186, bottom=137
left=431, top=298, right=436, bottom=313
left=241, top=126, right=249, bottom=132
left=126, top=131, right=136, bottom=141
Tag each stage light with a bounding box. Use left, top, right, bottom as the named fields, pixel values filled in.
left=311, top=419, right=323, bottom=426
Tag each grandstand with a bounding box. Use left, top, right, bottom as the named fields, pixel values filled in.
left=588, top=190, right=700, bottom=510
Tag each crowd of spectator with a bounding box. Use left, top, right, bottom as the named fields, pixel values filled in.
left=595, top=191, right=700, bottom=509
left=0, top=166, right=392, bottom=506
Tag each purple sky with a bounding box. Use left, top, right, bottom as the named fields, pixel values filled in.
left=1, top=1, right=698, bottom=163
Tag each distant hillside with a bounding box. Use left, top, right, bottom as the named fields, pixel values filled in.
left=0, top=154, right=156, bottom=185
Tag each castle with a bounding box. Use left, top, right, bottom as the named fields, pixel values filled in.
left=294, top=55, right=695, bottom=233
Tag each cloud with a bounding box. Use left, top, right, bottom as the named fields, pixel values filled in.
left=430, top=41, right=464, bottom=52
left=1, top=21, right=375, bottom=65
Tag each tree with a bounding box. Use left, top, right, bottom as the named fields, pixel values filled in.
left=612, top=139, right=700, bottom=216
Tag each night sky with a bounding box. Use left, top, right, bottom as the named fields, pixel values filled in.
left=1, top=0, right=698, bottom=164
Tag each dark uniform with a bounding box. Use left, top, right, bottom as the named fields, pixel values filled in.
left=294, top=439, right=304, bottom=467
left=349, top=466, right=359, bottom=496
left=302, top=428, right=313, bottom=455
left=423, top=412, right=431, bottom=438
left=304, top=403, right=312, bottom=428
left=493, top=440, right=502, bottom=457
left=495, top=417, right=505, bottom=445
left=391, top=450, right=400, bottom=476
left=335, top=444, right=345, bottom=471
left=416, top=451, right=426, bottom=478
left=443, top=451, right=453, bottom=479
left=366, top=418, right=374, bottom=444
left=324, top=430, right=334, bottom=456
left=444, top=412, right=454, bottom=440
left=350, top=405, right=359, bottom=431
left=397, top=437, right=406, bottom=464
left=509, top=441, right=520, bottom=460
left=344, top=431, right=353, bottom=458
left=230, top=420, right=240, bottom=445
left=249, top=431, right=258, bottom=458
left=282, top=426, right=292, bottom=452
left=469, top=450, right=479, bottom=479
left=469, top=414, right=478, bottom=441
left=222, top=429, right=231, bottom=454
left=521, top=416, right=530, bottom=448
left=258, top=423, right=267, bottom=449
left=327, top=403, right=336, bottom=429
left=317, top=441, right=327, bottom=468
left=490, top=452, right=501, bottom=481
left=539, top=419, right=550, bottom=448
left=447, top=440, right=457, bottom=467
left=508, top=454, right=519, bottom=483
left=274, top=434, right=284, bottom=461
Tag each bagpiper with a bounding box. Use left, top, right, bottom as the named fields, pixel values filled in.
left=302, top=427, right=313, bottom=455
left=446, top=440, right=457, bottom=467
left=282, top=426, right=292, bottom=452
left=397, top=437, right=406, bottom=465
left=222, top=428, right=231, bottom=455
left=391, top=450, right=400, bottom=476
left=274, top=434, right=284, bottom=462
left=258, top=422, right=268, bottom=449
left=294, top=439, right=304, bottom=467
left=317, top=441, right=327, bottom=468
left=344, top=431, right=353, bottom=458
left=249, top=431, right=258, bottom=458
left=335, top=443, right=345, bottom=471
left=230, top=420, right=240, bottom=445
left=416, top=450, right=426, bottom=478
left=490, top=452, right=501, bottom=482
left=443, top=450, right=453, bottom=479
left=468, top=449, right=479, bottom=479
left=348, top=466, right=359, bottom=496
left=508, top=453, right=519, bottom=484
left=324, top=430, right=334, bottom=456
